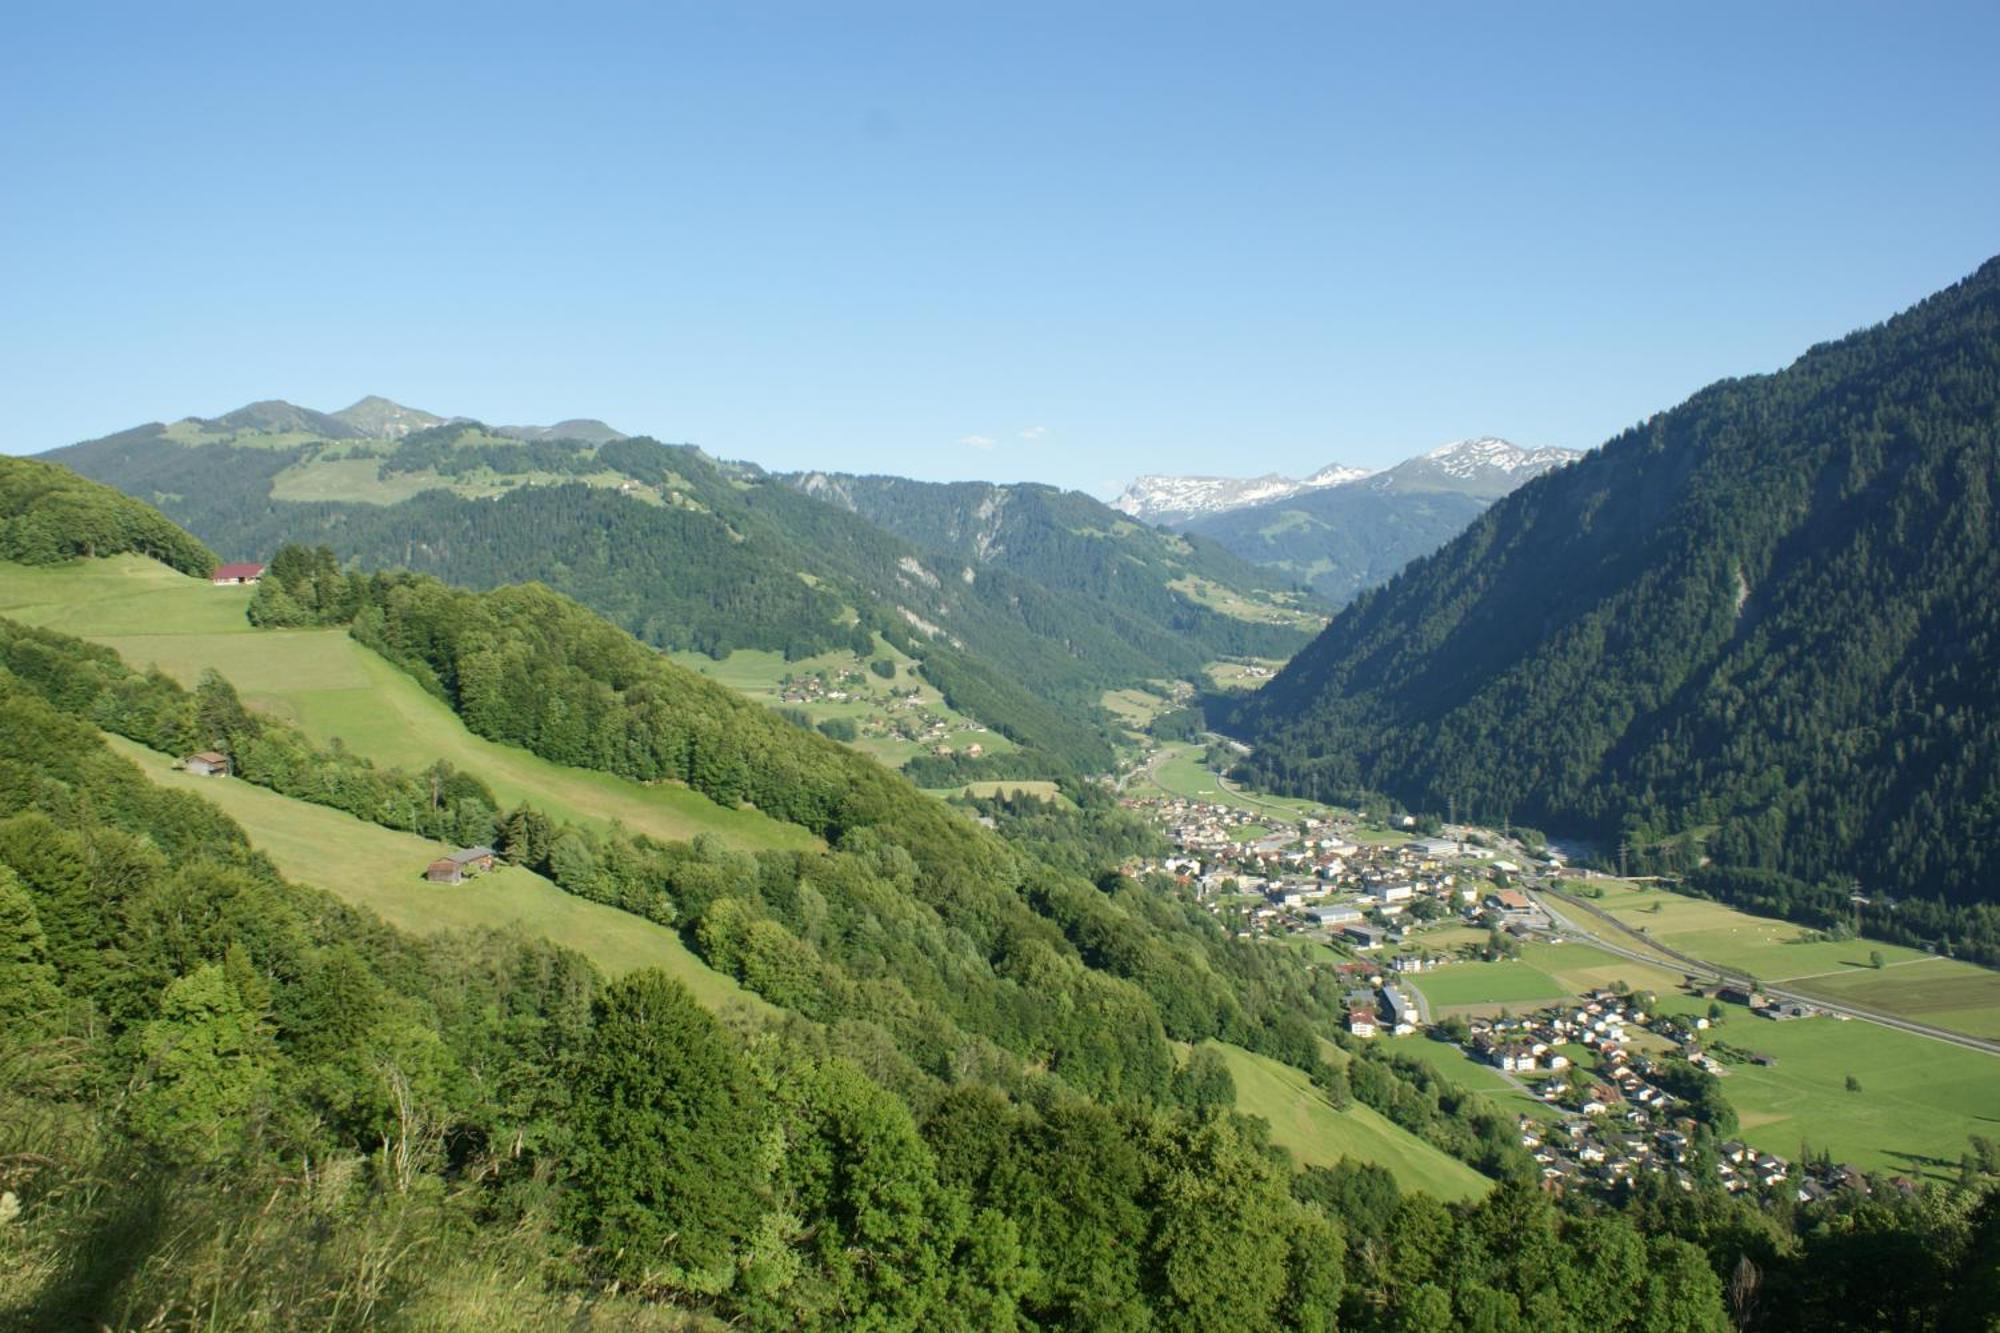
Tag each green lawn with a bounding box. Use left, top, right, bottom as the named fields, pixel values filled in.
left=1415, top=960, right=1570, bottom=1009
left=0, top=556, right=816, bottom=854
left=102, top=734, right=766, bottom=1017
left=1207, top=1041, right=1490, bottom=1201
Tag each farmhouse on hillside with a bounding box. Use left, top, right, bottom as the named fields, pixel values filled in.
left=427, top=846, right=497, bottom=884
left=183, top=750, right=230, bottom=777
left=211, top=562, right=266, bottom=586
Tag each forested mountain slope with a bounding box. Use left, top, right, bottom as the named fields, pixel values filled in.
left=0, top=455, right=216, bottom=575
left=1185, top=485, right=1492, bottom=605
left=1234, top=256, right=2000, bottom=927
left=45, top=423, right=1312, bottom=776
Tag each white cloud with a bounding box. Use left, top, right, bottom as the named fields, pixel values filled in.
left=1019, top=425, right=1049, bottom=442
left=960, top=434, right=996, bottom=450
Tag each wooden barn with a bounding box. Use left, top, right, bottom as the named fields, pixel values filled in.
left=183, top=750, right=230, bottom=777
left=427, top=846, right=497, bottom=884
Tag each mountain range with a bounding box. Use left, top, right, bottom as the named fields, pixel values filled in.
left=146, top=395, right=628, bottom=447
left=40, top=404, right=1319, bottom=777
left=1117, top=439, right=1581, bottom=605
left=1233, top=254, right=2000, bottom=939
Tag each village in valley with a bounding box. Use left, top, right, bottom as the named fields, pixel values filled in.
left=1114, top=781, right=1896, bottom=1204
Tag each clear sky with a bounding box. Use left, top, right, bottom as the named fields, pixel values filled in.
left=3, top=2, right=1995, bottom=495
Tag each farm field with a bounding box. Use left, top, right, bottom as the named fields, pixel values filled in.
left=930, top=779, right=1066, bottom=803
left=102, top=734, right=765, bottom=1017
left=1203, top=657, right=1286, bottom=691
left=1516, top=940, right=1688, bottom=997
left=1128, top=742, right=1337, bottom=823
left=1206, top=1041, right=1490, bottom=1201
left=1584, top=880, right=2000, bottom=1037
left=1101, top=685, right=1175, bottom=734
left=0, top=553, right=252, bottom=636
left=0, top=557, right=816, bottom=853
left=1786, top=960, right=2000, bottom=1041
left=1684, top=1006, right=2000, bottom=1179
left=1592, top=882, right=1934, bottom=981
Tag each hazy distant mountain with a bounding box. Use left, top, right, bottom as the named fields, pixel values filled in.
left=1132, top=439, right=1579, bottom=605
left=198, top=399, right=365, bottom=439
left=1112, top=462, right=1373, bottom=525
left=495, top=418, right=629, bottom=444
left=1185, top=487, right=1494, bottom=606
left=331, top=395, right=446, bottom=438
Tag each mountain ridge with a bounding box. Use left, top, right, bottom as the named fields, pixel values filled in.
left=1231, top=254, right=2000, bottom=928
left=1111, top=437, right=1578, bottom=525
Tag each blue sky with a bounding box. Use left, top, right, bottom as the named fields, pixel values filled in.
left=3, top=2, right=1995, bottom=495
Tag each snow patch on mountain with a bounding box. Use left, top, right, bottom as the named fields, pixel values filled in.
left=1112, top=464, right=1372, bottom=524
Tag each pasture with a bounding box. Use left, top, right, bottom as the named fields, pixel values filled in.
left=104, top=734, right=766, bottom=1017
left=1586, top=880, right=2000, bottom=1038
left=667, top=642, right=1007, bottom=770
left=1689, top=1006, right=2000, bottom=1179
left=0, top=556, right=816, bottom=853
left=1206, top=1041, right=1490, bottom=1201
left=1787, top=960, right=2000, bottom=1041
left=1592, top=882, right=1933, bottom=981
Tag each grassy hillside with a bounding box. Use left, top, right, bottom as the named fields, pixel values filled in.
left=1205, top=1040, right=1490, bottom=1201
left=100, top=733, right=764, bottom=1015
left=0, top=555, right=815, bottom=853
left=667, top=640, right=1010, bottom=771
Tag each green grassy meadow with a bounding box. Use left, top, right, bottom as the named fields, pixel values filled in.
left=1787, top=961, right=2000, bottom=1040
left=1593, top=882, right=1933, bottom=981
left=0, top=556, right=816, bottom=853
left=1415, top=960, right=1570, bottom=1010
left=668, top=642, right=1008, bottom=770
left=1588, top=880, right=2000, bottom=1037
left=1678, top=1005, right=2000, bottom=1179
left=1206, top=1041, right=1490, bottom=1201
left=102, top=734, right=766, bottom=1017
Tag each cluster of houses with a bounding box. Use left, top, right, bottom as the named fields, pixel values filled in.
left=770, top=670, right=990, bottom=755
left=1449, top=991, right=1860, bottom=1200
left=1123, top=798, right=1555, bottom=959
left=1345, top=977, right=1423, bottom=1038
left=776, top=670, right=866, bottom=706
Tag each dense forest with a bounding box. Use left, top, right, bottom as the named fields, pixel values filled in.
left=0, top=456, right=215, bottom=575
left=1233, top=256, right=2000, bottom=953
left=45, top=431, right=1315, bottom=777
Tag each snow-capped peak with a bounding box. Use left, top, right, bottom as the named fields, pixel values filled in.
left=1113, top=462, right=1372, bottom=524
